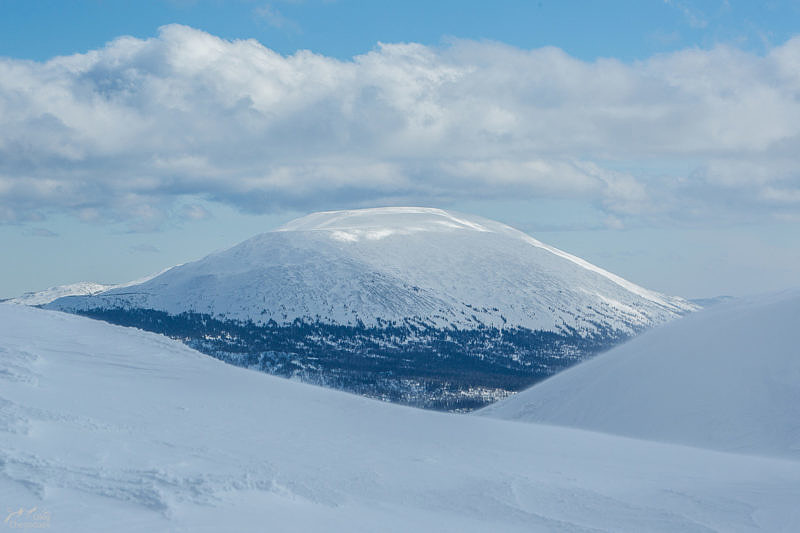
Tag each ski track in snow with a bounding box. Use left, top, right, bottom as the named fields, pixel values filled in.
left=1, top=303, right=799, bottom=532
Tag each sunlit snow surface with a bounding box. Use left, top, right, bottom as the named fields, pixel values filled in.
left=7, top=282, right=113, bottom=306
left=481, top=290, right=800, bottom=459
left=50, top=207, right=696, bottom=336
left=1, top=303, right=799, bottom=531
left=9, top=266, right=175, bottom=306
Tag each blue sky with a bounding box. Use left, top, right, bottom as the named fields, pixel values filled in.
left=3, top=1, right=799, bottom=62
left=2, top=0, right=800, bottom=299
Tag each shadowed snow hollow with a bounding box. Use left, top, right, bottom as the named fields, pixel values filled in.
left=481, top=290, right=800, bottom=459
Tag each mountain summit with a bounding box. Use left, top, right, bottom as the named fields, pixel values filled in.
left=49, top=207, right=696, bottom=409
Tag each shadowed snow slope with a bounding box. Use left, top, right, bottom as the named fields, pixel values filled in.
left=481, top=290, right=800, bottom=459
left=50, top=207, right=695, bottom=335
left=1, top=304, right=799, bottom=531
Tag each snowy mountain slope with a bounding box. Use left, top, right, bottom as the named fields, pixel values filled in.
left=480, top=290, right=800, bottom=458
left=9, top=281, right=114, bottom=306
left=10, top=266, right=176, bottom=306
left=688, top=295, right=736, bottom=308
left=51, top=207, right=695, bottom=334
left=1, top=304, right=799, bottom=532
left=47, top=207, right=697, bottom=410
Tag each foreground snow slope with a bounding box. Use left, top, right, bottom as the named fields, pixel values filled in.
left=2, top=304, right=799, bottom=532
left=51, top=207, right=695, bottom=334
left=481, top=290, right=800, bottom=458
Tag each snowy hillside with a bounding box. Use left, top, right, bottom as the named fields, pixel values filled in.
left=1, top=304, right=798, bottom=532
left=52, top=207, right=694, bottom=333
left=8, top=281, right=113, bottom=306
left=10, top=266, right=176, bottom=306
left=481, top=290, right=800, bottom=458
left=48, top=207, right=697, bottom=410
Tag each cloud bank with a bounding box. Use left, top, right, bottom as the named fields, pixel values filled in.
left=1, top=24, right=799, bottom=228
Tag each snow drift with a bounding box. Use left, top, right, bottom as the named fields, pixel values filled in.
left=481, top=290, right=800, bottom=458
left=1, top=303, right=799, bottom=531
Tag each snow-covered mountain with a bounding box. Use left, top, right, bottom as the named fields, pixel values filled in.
left=481, top=290, right=800, bottom=458
left=48, top=207, right=696, bottom=409
left=2, top=303, right=798, bottom=532
left=9, top=266, right=176, bottom=306
left=8, top=281, right=114, bottom=306
left=52, top=207, right=694, bottom=332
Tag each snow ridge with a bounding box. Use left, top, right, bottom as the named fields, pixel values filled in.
left=10, top=266, right=178, bottom=306
left=9, top=282, right=113, bottom=306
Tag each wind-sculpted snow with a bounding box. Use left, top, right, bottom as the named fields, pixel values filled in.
left=481, top=290, right=800, bottom=459
left=1, top=304, right=799, bottom=532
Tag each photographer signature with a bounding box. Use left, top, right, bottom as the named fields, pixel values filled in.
left=4, top=507, right=51, bottom=529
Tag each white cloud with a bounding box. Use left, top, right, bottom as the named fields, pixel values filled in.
left=1, top=25, right=799, bottom=229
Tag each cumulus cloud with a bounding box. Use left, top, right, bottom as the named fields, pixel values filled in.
left=1, top=24, right=799, bottom=228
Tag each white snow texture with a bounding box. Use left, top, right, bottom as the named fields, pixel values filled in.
left=9, top=266, right=174, bottom=306
left=8, top=282, right=113, bottom=306
left=1, top=302, right=799, bottom=531
left=50, top=207, right=696, bottom=336
left=481, top=290, right=800, bottom=459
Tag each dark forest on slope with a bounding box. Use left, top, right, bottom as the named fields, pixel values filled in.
left=72, top=306, right=628, bottom=411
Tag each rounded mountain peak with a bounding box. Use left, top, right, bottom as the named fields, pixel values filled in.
left=276, top=207, right=496, bottom=238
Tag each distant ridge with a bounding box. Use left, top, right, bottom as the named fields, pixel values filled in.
left=10, top=266, right=178, bottom=306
